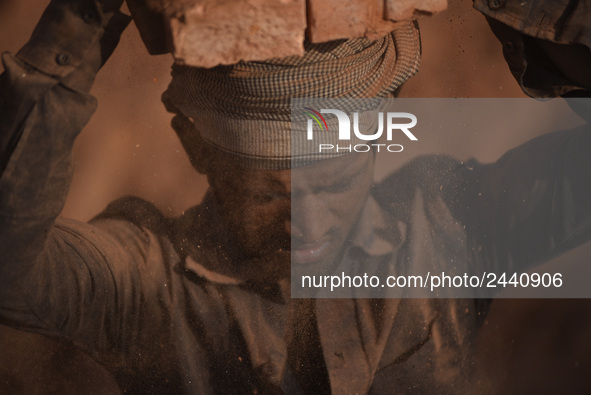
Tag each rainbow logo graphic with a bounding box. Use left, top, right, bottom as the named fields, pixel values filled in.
left=304, top=107, right=328, bottom=131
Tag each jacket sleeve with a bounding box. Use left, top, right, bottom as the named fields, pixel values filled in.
left=0, top=0, right=130, bottom=265
left=461, top=120, right=591, bottom=273
left=0, top=0, right=144, bottom=360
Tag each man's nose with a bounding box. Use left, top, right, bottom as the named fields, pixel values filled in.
left=288, top=194, right=332, bottom=244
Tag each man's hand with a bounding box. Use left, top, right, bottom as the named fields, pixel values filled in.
left=17, top=0, right=131, bottom=84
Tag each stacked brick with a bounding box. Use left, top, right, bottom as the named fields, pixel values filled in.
left=126, top=0, right=447, bottom=67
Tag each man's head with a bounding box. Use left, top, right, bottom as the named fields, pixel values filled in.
left=162, top=22, right=420, bottom=168
left=162, top=24, right=421, bottom=280
left=172, top=113, right=376, bottom=281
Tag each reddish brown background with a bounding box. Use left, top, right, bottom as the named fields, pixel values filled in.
left=5, top=1, right=591, bottom=394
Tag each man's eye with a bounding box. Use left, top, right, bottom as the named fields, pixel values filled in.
left=323, top=179, right=353, bottom=193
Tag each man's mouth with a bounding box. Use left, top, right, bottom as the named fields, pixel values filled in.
left=291, top=240, right=330, bottom=265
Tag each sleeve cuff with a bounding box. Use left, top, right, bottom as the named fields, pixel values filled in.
left=15, top=0, right=130, bottom=91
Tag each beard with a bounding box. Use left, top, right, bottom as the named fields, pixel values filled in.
left=225, top=219, right=292, bottom=282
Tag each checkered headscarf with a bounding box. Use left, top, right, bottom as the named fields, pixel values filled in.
left=162, top=21, right=421, bottom=169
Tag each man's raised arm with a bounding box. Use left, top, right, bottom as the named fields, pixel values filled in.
left=0, top=0, right=130, bottom=281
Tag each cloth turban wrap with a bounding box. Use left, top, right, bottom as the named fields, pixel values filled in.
left=162, top=21, right=421, bottom=169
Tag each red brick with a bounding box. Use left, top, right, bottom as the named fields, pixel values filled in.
left=167, top=0, right=306, bottom=67
left=129, top=0, right=448, bottom=67
left=307, top=0, right=378, bottom=42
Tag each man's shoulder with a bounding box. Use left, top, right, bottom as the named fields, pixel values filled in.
left=91, top=195, right=173, bottom=236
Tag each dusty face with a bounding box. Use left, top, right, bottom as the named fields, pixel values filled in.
left=207, top=152, right=375, bottom=281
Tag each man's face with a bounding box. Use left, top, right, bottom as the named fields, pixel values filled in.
left=207, top=152, right=375, bottom=281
